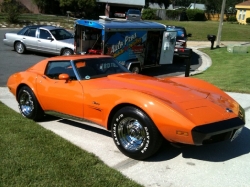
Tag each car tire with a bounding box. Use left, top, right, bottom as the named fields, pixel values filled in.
left=15, top=42, right=26, bottom=54
left=17, top=86, right=44, bottom=121
left=111, top=106, right=163, bottom=160
left=62, top=48, right=73, bottom=56
left=130, top=64, right=140, bottom=74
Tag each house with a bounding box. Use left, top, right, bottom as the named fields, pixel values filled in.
left=235, top=0, right=250, bottom=24
left=187, top=3, right=206, bottom=11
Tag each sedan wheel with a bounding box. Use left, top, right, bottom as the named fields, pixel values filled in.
left=62, top=49, right=73, bottom=56
left=111, top=106, right=163, bottom=160
left=15, top=42, right=26, bottom=54
left=18, top=86, right=44, bottom=121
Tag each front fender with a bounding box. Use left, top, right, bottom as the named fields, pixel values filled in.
left=96, top=89, right=196, bottom=144
left=7, top=71, right=39, bottom=101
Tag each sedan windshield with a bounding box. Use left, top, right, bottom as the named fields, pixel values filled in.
left=50, top=29, right=73, bottom=40
left=74, top=57, right=130, bottom=80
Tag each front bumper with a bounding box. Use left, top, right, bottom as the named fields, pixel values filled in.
left=191, top=117, right=245, bottom=145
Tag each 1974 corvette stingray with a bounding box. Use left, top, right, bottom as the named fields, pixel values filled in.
left=7, top=55, right=245, bottom=160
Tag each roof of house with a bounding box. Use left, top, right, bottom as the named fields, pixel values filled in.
left=236, top=0, right=250, bottom=6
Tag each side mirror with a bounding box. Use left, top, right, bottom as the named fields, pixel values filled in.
left=59, top=73, right=70, bottom=82
left=187, top=33, right=192, bottom=37
left=47, top=37, right=54, bottom=41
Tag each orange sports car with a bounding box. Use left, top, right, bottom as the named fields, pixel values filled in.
left=7, top=55, right=245, bottom=160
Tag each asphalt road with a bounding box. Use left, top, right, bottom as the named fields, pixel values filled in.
left=2, top=28, right=250, bottom=187
left=0, top=28, right=201, bottom=86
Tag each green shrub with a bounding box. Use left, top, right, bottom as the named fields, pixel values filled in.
left=186, top=9, right=206, bottom=21
left=228, top=15, right=237, bottom=23
left=246, top=17, right=250, bottom=24
left=0, top=0, right=23, bottom=23
left=142, top=8, right=157, bottom=20
left=166, top=10, right=182, bottom=20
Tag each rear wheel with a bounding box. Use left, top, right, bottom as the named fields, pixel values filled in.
left=130, top=64, right=140, bottom=74
left=17, top=86, right=44, bottom=121
left=62, top=48, right=73, bottom=56
left=15, top=42, right=26, bottom=54
left=111, top=106, right=163, bottom=160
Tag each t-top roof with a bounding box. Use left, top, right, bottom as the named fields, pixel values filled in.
left=75, top=18, right=166, bottom=31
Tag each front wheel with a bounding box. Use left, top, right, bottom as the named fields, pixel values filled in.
left=15, top=42, right=26, bottom=54
left=111, top=106, right=163, bottom=160
left=17, top=86, right=44, bottom=121
left=62, top=48, right=73, bottom=56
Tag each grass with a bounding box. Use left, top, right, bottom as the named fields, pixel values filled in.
left=192, top=46, right=250, bottom=93
left=0, top=13, right=75, bottom=28
left=0, top=103, right=142, bottom=187
left=156, top=20, right=250, bottom=41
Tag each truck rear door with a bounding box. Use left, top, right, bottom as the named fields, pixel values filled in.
left=159, top=31, right=176, bottom=64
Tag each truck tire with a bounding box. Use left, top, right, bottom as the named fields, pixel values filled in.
left=130, top=64, right=140, bottom=74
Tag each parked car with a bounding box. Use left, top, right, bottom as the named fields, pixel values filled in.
left=7, top=55, right=245, bottom=160
left=166, top=25, right=192, bottom=57
left=114, top=12, right=126, bottom=18
left=126, top=9, right=141, bottom=21
left=3, top=25, right=74, bottom=56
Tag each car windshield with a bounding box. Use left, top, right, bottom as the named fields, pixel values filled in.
left=50, top=29, right=73, bottom=40
left=128, top=10, right=141, bottom=15
left=74, top=57, right=130, bottom=80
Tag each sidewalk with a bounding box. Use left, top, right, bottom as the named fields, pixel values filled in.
left=188, top=40, right=250, bottom=49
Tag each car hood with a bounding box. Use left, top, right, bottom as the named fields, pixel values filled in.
left=105, top=74, right=209, bottom=103
left=98, top=73, right=240, bottom=123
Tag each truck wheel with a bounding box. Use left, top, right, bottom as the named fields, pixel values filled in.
left=130, top=65, right=140, bottom=74
left=17, top=86, right=44, bottom=121
left=15, top=42, right=26, bottom=54
left=62, top=49, right=73, bottom=56
left=111, top=106, right=163, bottom=160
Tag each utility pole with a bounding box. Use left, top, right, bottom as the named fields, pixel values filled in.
left=216, top=0, right=227, bottom=48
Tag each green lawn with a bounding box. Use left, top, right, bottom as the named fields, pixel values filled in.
left=192, top=46, right=250, bottom=93
left=0, top=102, right=142, bottom=187
left=156, top=20, right=250, bottom=41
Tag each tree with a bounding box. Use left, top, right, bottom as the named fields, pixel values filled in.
left=0, top=0, right=23, bottom=23
left=58, top=0, right=97, bottom=18
left=32, top=0, right=60, bottom=14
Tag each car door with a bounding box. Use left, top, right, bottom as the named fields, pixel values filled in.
left=21, top=28, right=38, bottom=50
left=37, top=29, right=57, bottom=54
left=36, top=60, right=84, bottom=118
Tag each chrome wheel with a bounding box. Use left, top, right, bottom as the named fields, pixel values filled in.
left=117, top=117, right=146, bottom=152
left=15, top=42, right=25, bottom=54
left=19, top=90, right=34, bottom=116
left=18, top=86, right=44, bottom=121
left=111, top=106, right=163, bottom=160
left=131, top=66, right=140, bottom=74
left=62, top=49, right=73, bottom=56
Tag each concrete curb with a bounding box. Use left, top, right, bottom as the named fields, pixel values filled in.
left=189, top=47, right=212, bottom=76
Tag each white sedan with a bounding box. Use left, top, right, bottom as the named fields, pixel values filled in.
left=3, top=25, right=74, bottom=56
